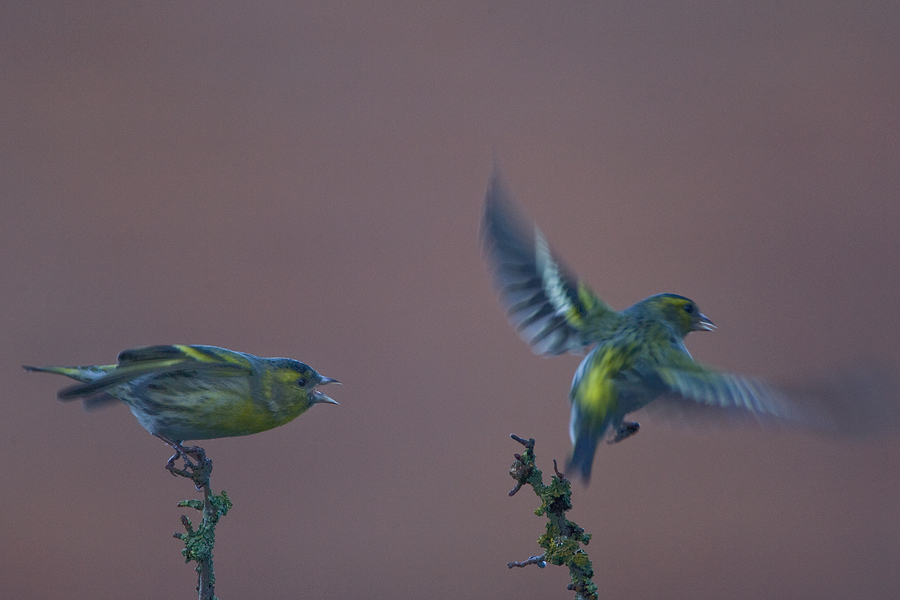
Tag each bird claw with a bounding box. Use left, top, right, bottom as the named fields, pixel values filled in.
left=157, top=435, right=210, bottom=490
left=608, top=421, right=640, bottom=444
left=165, top=452, right=180, bottom=474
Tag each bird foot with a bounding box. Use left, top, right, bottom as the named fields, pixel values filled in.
left=608, top=421, right=640, bottom=444
left=156, top=435, right=210, bottom=489
left=165, top=444, right=206, bottom=474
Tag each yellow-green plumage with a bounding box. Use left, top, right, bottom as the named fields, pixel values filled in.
left=24, top=344, right=339, bottom=444
left=481, top=172, right=825, bottom=482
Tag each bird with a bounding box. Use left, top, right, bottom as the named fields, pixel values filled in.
left=481, top=171, right=833, bottom=482
left=24, top=344, right=339, bottom=461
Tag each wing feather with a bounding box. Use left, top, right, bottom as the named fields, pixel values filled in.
left=481, top=171, right=622, bottom=355
left=645, top=355, right=830, bottom=430
left=58, top=345, right=250, bottom=400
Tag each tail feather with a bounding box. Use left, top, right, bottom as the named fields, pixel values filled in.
left=567, top=430, right=602, bottom=483
left=23, top=364, right=118, bottom=407
left=81, top=393, right=121, bottom=411
left=23, top=365, right=102, bottom=382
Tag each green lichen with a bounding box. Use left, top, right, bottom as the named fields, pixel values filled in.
left=169, top=446, right=232, bottom=600
left=177, top=490, right=232, bottom=568
left=507, top=435, right=598, bottom=600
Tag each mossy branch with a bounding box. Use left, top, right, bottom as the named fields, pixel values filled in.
left=507, top=434, right=598, bottom=600
left=168, top=445, right=232, bottom=600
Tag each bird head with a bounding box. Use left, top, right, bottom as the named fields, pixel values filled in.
left=269, top=360, right=341, bottom=411
left=641, top=293, right=716, bottom=337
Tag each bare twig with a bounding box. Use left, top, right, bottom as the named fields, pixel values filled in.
left=508, top=554, right=547, bottom=568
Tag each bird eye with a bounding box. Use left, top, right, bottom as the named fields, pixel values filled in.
left=684, top=303, right=695, bottom=314
left=296, top=378, right=308, bottom=387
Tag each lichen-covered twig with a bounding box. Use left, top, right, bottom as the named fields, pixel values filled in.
left=169, top=446, right=232, bottom=600
left=507, top=434, right=598, bottom=600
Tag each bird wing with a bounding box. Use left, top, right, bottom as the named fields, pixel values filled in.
left=644, top=352, right=827, bottom=429
left=481, top=172, right=622, bottom=356
left=774, top=363, right=900, bottom=436
left=57, top=345, right=251, bottom=400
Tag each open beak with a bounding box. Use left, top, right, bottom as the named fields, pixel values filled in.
left=696, top=313, right=716, bottom=332
left=312, top=389, right=339, bottom=405
left=312, top=376, right=341, bottom=405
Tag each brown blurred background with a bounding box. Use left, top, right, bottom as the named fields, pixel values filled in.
left=2, top=2, right=899, bottom=599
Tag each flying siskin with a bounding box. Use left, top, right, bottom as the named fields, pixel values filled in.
left=24, top=344, right=339, bottom=452
left=481, top=172, right=837, bottom=482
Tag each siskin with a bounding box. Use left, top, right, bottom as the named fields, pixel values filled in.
left=24, top=344, right=339, bottom=453
left=481, top=172, right=842, bottom=482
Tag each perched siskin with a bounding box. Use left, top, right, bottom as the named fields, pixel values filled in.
left=481, top=172, right=839, bottom=482
left=24, top=345, right=339, bottom=449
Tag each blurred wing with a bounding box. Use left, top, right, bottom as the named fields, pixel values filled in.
left=58, top=345, right=250, bottom=400
left=645, top=356, right=826, bottom=429
left=779, top=362, right=900, bottom=437
left=115, top=344, right=253, bottom=367
left=116, top=345, right=192, bottom=364
left=481, top=171, right=621, bottom=356
left=646, top=358, right=900, bottom=437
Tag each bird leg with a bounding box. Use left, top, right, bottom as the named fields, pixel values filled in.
left=609, top=421, right=640, bottom=444
left=155, top=434, right=208, bottom=482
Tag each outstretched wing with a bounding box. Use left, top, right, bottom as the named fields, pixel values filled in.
left=644, top=352, right=834, bottom=430
left=481, top=171, right=622, bottom=356
left=57, top=345, right=250, bottom=400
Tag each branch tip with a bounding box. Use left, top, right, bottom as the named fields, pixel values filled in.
left=552, top=459, right=567, bottom=481
left=508, top=554, right=547, bottom=569
left=510, top=434, right=535, bottom=449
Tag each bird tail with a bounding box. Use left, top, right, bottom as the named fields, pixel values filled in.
left=566, top=429, right=602, bottom=484
left=566, top=396, right=613, bottom=483
left=23, top=364, right=120, bottom=410
left=23, top=364, right=91, bottom=380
